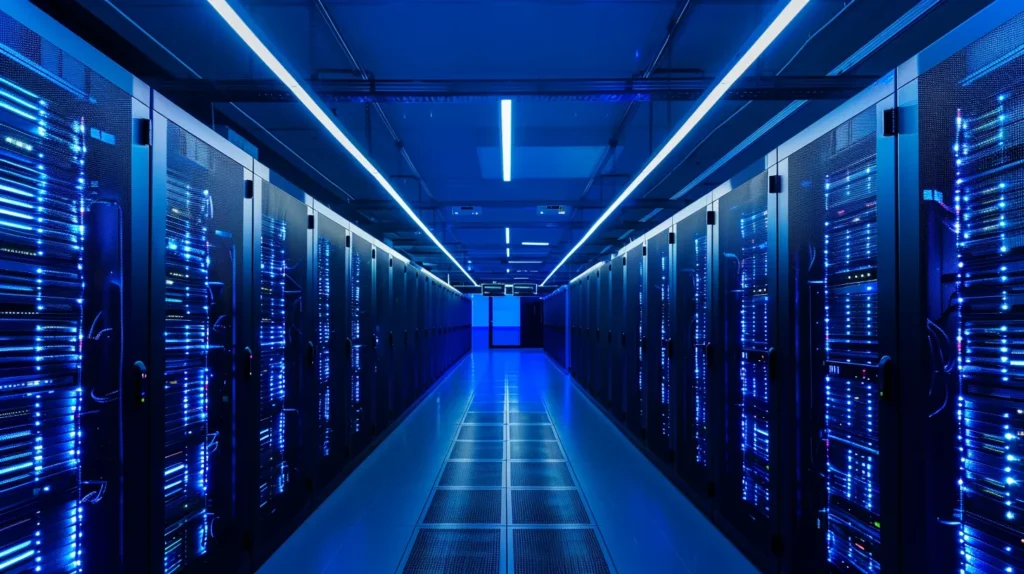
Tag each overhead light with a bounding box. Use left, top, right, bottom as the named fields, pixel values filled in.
left=506, top=268, right=510, bottom=274
left=509, top=260, right=541, bottom=264
left=501, top=99, right=512, bottom=181
left=514, top=277, right=529, bottom=280
left=206, top=0, right=476, bottom=286
left=505, top=227, right=510, bottom=245
left=522, top=241, right=549, bottom=246
left=540, top=0, right=810, bottom=286
left=506, top=247, right=510, bottom=257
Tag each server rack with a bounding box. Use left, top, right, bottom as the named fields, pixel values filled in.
left=711, top=167, right=779, bottom=568
left=372, top=247, right=390, bottom=430
left=252, top=178, right=313, bottom=561
left=624, top=242, right=646, bottom=436
left=0, top=3, right=151, bottom=571
left=646, top=226, right=675, bottom=462
left=349, top=234, right=374, bottom=450
left=673, top=200, right=714, bottom=495
left=310, top=210, right=350, bottom=486
left=611, top=254, right=626, bottom=418
left=392, top=259, right=408, bottom=414
left=893, top=4, right=1024, bottom=570
left=773, top=77, right=899, bottom=571
left=151, top=95, right=258, bottom=573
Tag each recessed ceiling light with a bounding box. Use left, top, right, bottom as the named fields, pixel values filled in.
left=501, top=99, right=512, bottom=182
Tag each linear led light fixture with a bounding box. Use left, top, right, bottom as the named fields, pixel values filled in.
left=522, top=241, right=549, bottom=246
left=509, top=260, right=542, bottom=264
left=506, top=247, right=510, bottom=257
left=505, top=227, right=510, bottom=244
left=540, top=0, right=810, bottom=286
left=501, top=99, right=512, bottom=181
left=206, top=0, right=476, bottom=286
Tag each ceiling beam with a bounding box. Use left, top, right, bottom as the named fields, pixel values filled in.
left=149, top=75, right=878, bottom=104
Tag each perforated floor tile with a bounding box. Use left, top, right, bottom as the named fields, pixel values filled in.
left=458, top=425, right=504, bottom=441
left=450, top=441, right=504, bottom=460
left=510, top=441, right=564, bottom=460
left=511, top=462, right=574, bottom=487
left=439, top=461, right=503, bottom=487
left=509, top=403, right=546, bottom=413
left=470, top=403, right=506, bottom=413
left=510, top=425, right=557, bottom=441
left=512, top=529, right=610, bottom=574
left=510, top=412, right=550, bottom=424
left=403, top=528, right=501, bottom=573
left=465, top=412, right=505, bottom=424
left=424, top=489, right=502, bottom=524
left=511, top=490, right=590, bottom=525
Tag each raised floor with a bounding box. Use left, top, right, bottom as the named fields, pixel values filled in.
left=258, top=349, right=757, bottom=574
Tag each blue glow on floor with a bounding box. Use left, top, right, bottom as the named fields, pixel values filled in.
left=258, top=349, right=756, bottom=573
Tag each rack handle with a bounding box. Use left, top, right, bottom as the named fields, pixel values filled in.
left=878, top=355, right=893, bottom=401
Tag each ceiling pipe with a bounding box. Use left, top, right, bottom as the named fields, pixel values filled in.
left=573, top=0, right=694, bottom=207
left=311, top=0, right=462, bottom=251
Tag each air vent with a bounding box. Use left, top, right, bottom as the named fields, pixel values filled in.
left=452, top=206, right=481, bottom=216
left=537, top=205, right=569, bottom=216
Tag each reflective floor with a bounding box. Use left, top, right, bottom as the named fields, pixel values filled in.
left=258, top=349, right=756, bottom=574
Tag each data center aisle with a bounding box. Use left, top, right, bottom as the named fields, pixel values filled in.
left=259, top=349, right=756, bottom=574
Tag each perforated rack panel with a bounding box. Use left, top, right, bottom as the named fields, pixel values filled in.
left=824, top=148, right=880, bottom=572
left=162, top=168, right=211, bottom=573
left=259, top=214, right=288, bottom=508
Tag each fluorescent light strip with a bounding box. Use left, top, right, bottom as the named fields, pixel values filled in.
left=522, top=241, right=549, bottom=246
left=206, top=0, right=476, bottom=286
left=501, top=99, right=512, bottom=181
left=540, top=0, right=809, bottom=286
left=505, top=227, right=510, bottom=244
left=506, top=247, right=510, bottom=257
left=509, top=260, right=541, bottom=264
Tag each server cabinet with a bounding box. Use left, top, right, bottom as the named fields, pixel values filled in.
left=392, top=259, right=408, bottom=413
left=571, top=282, right=581, bottom=376
left=775, top=83, right=898, bottom=571
left=624, top=242, right=646, bottom=436
left=895, top=4, right=1024, bottom=570
left=311, top=211, right=350, bottom=486
left=715, top=167, right=778, bottom=567
left=612, top=254, right=627, bottom=418
left=646, top=227, right=675, bottom=462
left=151, top=97, right=256, bottom=573
left=412, top=272, right=425, bottom=395
left=674, top=201, right=714, bottom=495
left=253, top=180, right=311, bottom=556
left=349, top=234, right=374, bottom=451
left=373, top=247, right=391, bottom=430
left=595, top=264, right=611, bottom=404
left=0, top=4, right=150, bottom=571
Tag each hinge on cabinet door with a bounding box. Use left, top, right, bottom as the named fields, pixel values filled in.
left=133, top=118, right=150, bottom=146
left=707, top=211, right=716, bottom=225
left=642, top=245, right=647, bottom=256
left=307, top=215, right=315, bottom=230
left=389, top=256, right=393, bottom=268
left=371, top=247, right=376, bottom=259
left=668, top=232, right=675, bottom=244
left=768, top=175, right=781, bottom=194
left=883, top=107, right=899, bottom=137
left=244, top=180, right=254, bottom=199
left=346, top=234, right=351, bottom=248
left=622, top=256, right=627, bottom=266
